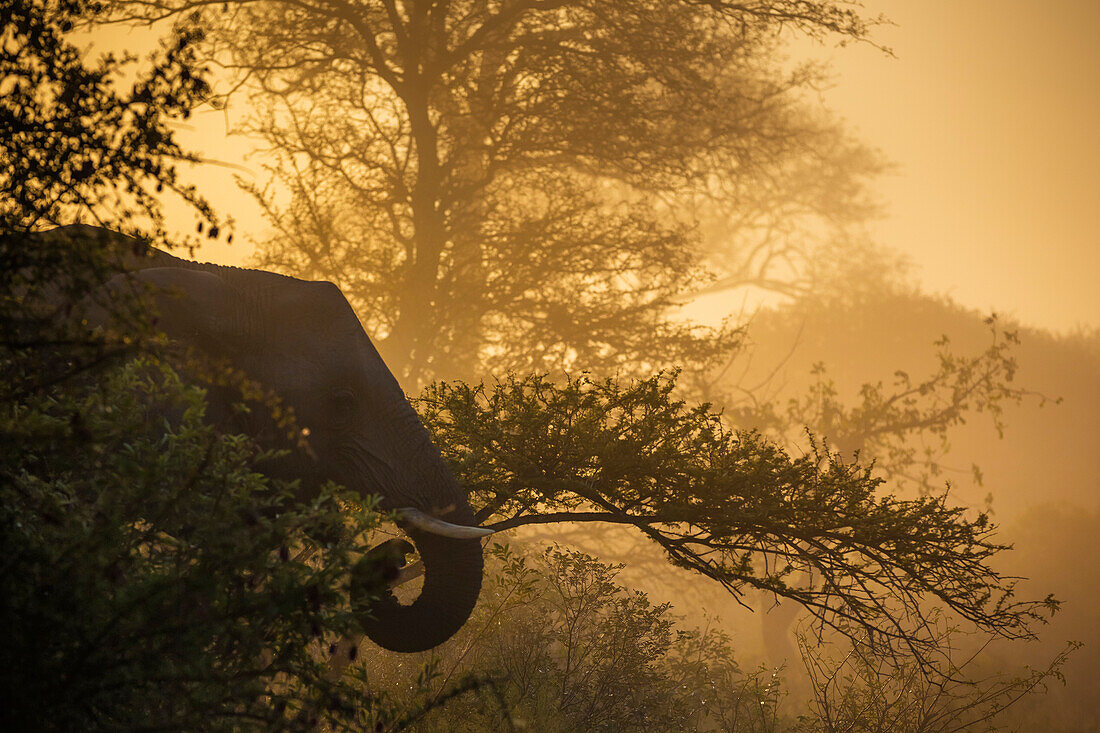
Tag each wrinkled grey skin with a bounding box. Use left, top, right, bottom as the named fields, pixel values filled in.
left=50, top=225, right=484, bottom=653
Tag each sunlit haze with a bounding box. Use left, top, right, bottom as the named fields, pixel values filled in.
left=103, top=0, right=1100, bottom=334
left=12, top=2, right=1100, bottom=727
left=816, top=0, right=1099, bottom=333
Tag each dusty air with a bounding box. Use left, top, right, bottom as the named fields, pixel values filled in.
left=2, top=0, right=1096, bottom=730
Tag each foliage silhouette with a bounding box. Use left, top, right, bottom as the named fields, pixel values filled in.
left=414, top=371, right=1056, bottom=671
left=734, top=316, right=1056, bottom=497
left=1, top=0, right=213, bottom=236
left=108, top=0, right=885, bottom=385
left=0, top=4, right=470, bottom=727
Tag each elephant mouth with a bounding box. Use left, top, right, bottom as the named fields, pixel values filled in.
left=371, top=507, right=491, bottom=593
left=353, top=538, right=418, bottom=588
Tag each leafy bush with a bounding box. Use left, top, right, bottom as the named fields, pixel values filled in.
left=359, top=543, right=786, bottom=732
left=0, top=358, right=387, bottom=730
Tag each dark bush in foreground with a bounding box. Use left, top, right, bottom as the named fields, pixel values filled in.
left=0, top=359, right=383, bottom=730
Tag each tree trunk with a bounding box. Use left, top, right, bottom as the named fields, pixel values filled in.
left=384, top=81, right=446, bottom=390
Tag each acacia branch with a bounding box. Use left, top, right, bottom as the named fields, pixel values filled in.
left=486, top=511, right=655, bottom=533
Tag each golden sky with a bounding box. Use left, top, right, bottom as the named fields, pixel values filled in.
left=812, top=0, right=1100, bottom=333
left=103, top=0, right=1100, bottom=334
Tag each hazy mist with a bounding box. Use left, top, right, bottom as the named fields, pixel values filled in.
left=9, top=1, right=1097, bottom=728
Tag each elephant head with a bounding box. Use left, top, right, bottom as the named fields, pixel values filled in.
left=76, top=226, right=489, bottom=653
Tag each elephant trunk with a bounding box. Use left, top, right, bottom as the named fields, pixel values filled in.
left=356, top=511, right=485, bottom=653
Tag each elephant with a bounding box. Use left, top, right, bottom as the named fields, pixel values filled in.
left=41, top=224, right=492, bottom=653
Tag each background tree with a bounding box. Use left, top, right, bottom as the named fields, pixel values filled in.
left=736, top=317, right=1047, bottom=502
left=112, top=0, right=885, bottom=387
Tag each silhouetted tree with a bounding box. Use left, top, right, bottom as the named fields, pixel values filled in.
left=0, top=1, right=233, bottom=392
left=109, top=0, right=885, bottom=386
left=414, top=371, right=1057, bottom=673
left=1, top=0, right=212, bottom=236
left=0, top=5, right=419, bottom=727
left=1, top=0, right=217, bottom=398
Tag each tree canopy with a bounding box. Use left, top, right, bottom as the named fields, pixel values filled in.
left=110, top=0, right=885, bottom=385
left=0, top=5, right=409, bottom=727
left=415, top=371, right=1057, bottom=668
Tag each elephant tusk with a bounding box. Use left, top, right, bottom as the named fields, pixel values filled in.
left=395, top=507, right=495, bottom=538
left=389, top=561, right=425, bottom=588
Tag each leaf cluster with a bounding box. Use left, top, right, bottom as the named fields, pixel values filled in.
left=1, top=0, right=220, bottom=400
left=416, top=371, right=1055, bottom=670
left=1, top=0, right=213, bottom=235
left=0, top=358, right=387, bottom=731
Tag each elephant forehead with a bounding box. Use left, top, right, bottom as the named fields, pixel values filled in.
left=262, top=296, right=384, bottom=362
left=221, top=273, right=353, bottom=332
left=246, top=352, right=376, bottom=395
left=274, top=279, right=359, bottom=325
left=223, top=278, right=400, bottom=397
left=260, top=306, right=359, bottom=346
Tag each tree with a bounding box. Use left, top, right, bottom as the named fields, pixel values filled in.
left=413, top=372, right=1057, bottom=672
left=110, top=0, right=885, bottom=386
left=0, top=4, right=442, bottom=727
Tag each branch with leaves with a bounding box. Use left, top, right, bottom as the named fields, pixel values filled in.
left=417, top=371, right=1057, bottom=670
left=733, top=315, right=1058, bottom=497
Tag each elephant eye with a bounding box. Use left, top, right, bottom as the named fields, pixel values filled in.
left=328, top=389, right=357, bottom=424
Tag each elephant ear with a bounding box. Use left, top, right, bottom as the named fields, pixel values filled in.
left=105, top=266, right=248, bottom=355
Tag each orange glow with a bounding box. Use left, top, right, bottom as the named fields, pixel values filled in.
left=808, top=0, right=1100, bottom=332
left=90, top=0, right=1099, bottom=332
